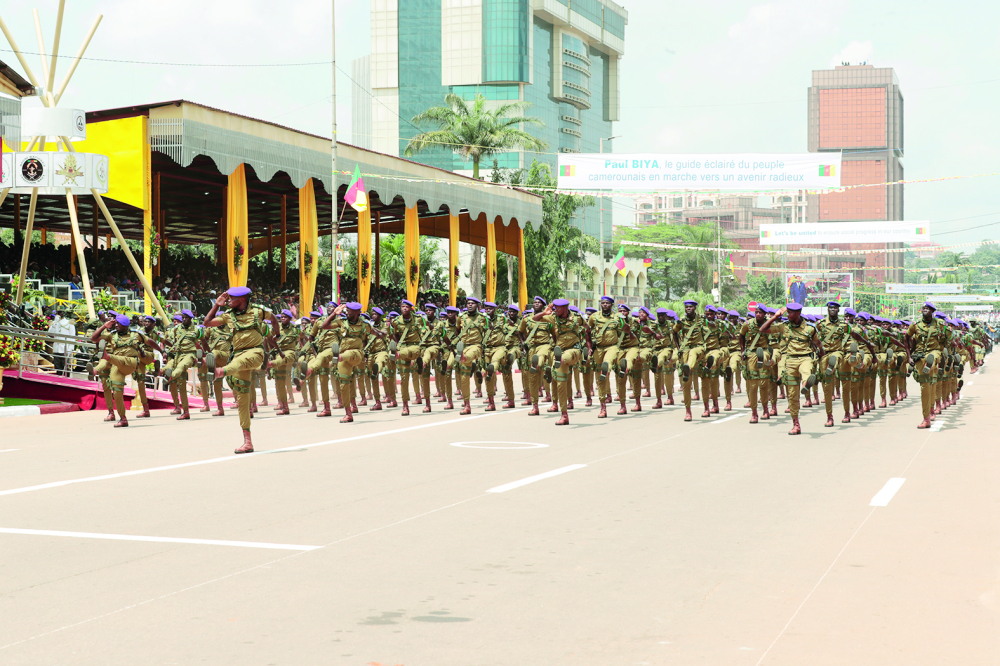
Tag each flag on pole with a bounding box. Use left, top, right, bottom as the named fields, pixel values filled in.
left=613, top=247, right=626, bottom=277
left=727, top=252, right=734, bottom=270
left=344, top=165, right=368, bottom=213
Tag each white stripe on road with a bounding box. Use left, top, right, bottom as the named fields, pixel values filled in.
left=870, top=478, right=906, bottom=506
left=0, top=410, right=525, bottom=498
left=0, top=449, right=19, bottom=453
left=0, top=527, right=321, bottom=551
left=710, top=413, right=744, bottom=424
left=0, top=406, right=42, bottom=418
left=930, top=420, right=945, bottom=432
left=487, top=464, right=587, bottom=493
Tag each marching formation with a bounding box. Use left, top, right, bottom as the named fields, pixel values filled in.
left=87, top=286, right=992, bottom=453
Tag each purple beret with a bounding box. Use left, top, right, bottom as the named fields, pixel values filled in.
left=666, top=310, right=678, bottom=318
left=705, top=305, right=717, bottom=312
left=484, top=302, right=497, bottom=308
left=585, top=307, right=597, bottom=313
left=508, top=304, right=520, bottom=312
left=372, top=307, right=384, bottom=316
left=600, top=295, right=614, bottom=303
left=389, top=311, right=399, bottom=317
left=401, top=299, right=414, bottom=307
left=108, top=310, right=118, bottom=317
left=143, top=315, right=156, bottom=322
left=639, top=306, right=651, bottom=317
left=180, top=309, right=194, bottom=318
left=172, top=314, right=182, bottom=321
left=466, top=297, right=481, bottom=304
left=227, top=286, right=251, bottom=298
left=445, top=306, right=460, bottom=314
left=553, top=298, right=570, bottom=307
left=115, top=314, right=131, bottom=326
left=533, top=296, right=547, bottom=305
left=656, top=307, right=668, bottom=314
left=923, top=301, right=936, bottom=310
left=786, top=302, right=803, bottom=311
left=684, top=299, right=698, bottom=306
left=827, top=301, right=841, bottom=308
left=310, top=310, right=322, bottom=318
left=844, top=308, right=857, bottom=316
left=281, top=309, right=294, bottom=319
left=569, top=305, right=579, bottom=313
left=424, top=302, right=438, bottom=310
left=347, top=302, right=362, bottom=311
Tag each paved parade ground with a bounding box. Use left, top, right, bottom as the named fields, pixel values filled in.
left=1, top=362, right=998, bottom=665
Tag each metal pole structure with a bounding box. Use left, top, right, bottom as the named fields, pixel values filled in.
left=330, top=0, right=338, bottom=304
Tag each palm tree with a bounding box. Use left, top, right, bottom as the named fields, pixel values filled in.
left=405, top=93, right=549, bottom=300
left=379, top=234, right=406, bottom=285
left=404, top=93, right=548, bottom=179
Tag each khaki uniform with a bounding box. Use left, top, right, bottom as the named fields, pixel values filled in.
left=672, top=314, right=709, bottom=409
left=328, top=316, right=371, bottom=407
left=539, top=312, right=585, bottom=412
left=766, top=319, right=819, bottom=418
left=272, top=325, right=299, bottom=408
left=740, top=318, right=771, bottom=411
left=482, top=315, right=510, bottom=401
left=519, top=313, right=554, bottom=406
left=616, top=318, right=641, bottom=403
left=586, top=310, right=624, bottom=405
left=164, top=322, right=203, bottom=412
left=207, top=324, right=233, bottom=411
left=133, top=328, right=159, bottom=412
left=907, top=318, right=948, bottom=420
left=457, top=311, right=488, bottom=403
left=308, top=318, right=342, bottom=406
left=100, top=328, right=147, bottom=419
left=365, top=318, right=393, bottom=404
left=217, top=308, right=268, bottom=431
left=701, top=318, right=726, bottom=406
left=649, top=319, right=677, bottom=401
left=815, top=316, right=857, bottom=416
left=436, top=319, right=461, bottom=403
left=390, top=314, right=427, bottom=404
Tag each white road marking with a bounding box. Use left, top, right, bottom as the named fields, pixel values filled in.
left=710, top=413, right=743, bottom=424
left=0, top=527, right=320, bottom=551
left=870, top=478, right=906, bottom=506
left=487, top=464, right=587, bottom=493
left=930, top=420, right=945, bottom=432
left=0, top=410, right=525, bottom=497
left=0, top=449, right=19, bottom=453
left=451, top=441, right=548, bottom=449
left=0, top=406, right=42, bottom=418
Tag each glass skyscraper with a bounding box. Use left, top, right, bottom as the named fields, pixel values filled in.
left=353, top=0, right=627, bottom=240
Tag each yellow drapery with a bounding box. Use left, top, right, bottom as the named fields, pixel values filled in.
left=299, top=179, right=319, bottom=314
left=357, top=207, right=372, bottom=310
left=404, top=205, right=421, bottom=304
left=449, top=213, right=460, bottom=306
left=517, top=226, right=528, bottom=311
left=485, top=220, right=497, bottom=304
left=227, top=164, right=249, bottom=288
left=143, top=117, right=153, bottom=315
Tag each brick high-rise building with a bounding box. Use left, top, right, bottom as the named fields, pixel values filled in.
left=806, top=64, right=904, bottom=283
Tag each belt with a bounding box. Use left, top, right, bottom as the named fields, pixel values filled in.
left=788, top=353, right=812, bottom=358
left=596, top=343, right=616, bottom=348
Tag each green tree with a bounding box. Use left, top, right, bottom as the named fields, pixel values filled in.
left=405, top=94, right=548, bottom=300
left=521, top=161, right=595, bottom=302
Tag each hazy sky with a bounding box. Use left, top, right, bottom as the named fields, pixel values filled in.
left=4, top=0, right=998, bottom=248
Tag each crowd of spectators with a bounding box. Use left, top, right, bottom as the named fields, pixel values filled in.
left=1, top=237, right=469, bottom=320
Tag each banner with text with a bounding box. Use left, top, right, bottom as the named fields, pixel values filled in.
left=759, top=221, right=930, bottom=246
left=885, top=283, right=963, bottom=295
left=556, top=154, right=842, bottom=190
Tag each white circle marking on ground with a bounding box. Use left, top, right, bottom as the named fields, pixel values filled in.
left=450, top=441, right=549, bottom=450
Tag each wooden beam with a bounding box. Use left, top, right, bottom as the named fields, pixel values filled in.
left=92, top=200, right=99, bottom=263
left=153, top=170, right=161, bottom=277
left=280, top=194, right=287, bottom=285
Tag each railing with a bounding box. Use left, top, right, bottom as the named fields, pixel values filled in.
left=0, top=323, right=96, bottom=379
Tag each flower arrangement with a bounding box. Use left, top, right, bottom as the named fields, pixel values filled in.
left=453, top=265, right=460, bottom=281
left=304, top=244, right=313, bottom=276
left=0, top=335, right=19, bottom=368
left=361, top=254, right=369, bottom=281
left=409, top=258, right=419, bottom=286
left=149, top=229, right=161, bottom=266
left=25, top=313, right=47, bottom=352
left=234, top=236, right=245, bottom=272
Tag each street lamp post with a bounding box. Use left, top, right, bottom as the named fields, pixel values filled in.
left=599, top=136, right=621, bottom=298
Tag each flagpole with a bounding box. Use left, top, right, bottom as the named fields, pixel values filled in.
left=331, top=0, right=338, bottom=305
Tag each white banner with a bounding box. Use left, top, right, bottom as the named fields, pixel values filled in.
left=759, top=221, right=930, bottom=246
left=886, top=283, right=963, bottom=294
left=955, top=305, right=994, bottom=311
left=556, top=153, right=842, bottom=190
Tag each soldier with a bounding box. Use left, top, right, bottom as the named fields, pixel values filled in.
left=723, top=310, right=743, bottom=405
left=91, top=314, right=164, bottom=427
left=390, top=300, right=427, bottom=416
left=700, top=305, right=727, bottom=416
left=162, top=309, right=203, bottom=421
left=906, top=302, right=951, bottom=429
left=759, top=303, right=823, bottom=435
left=435, top=306, right=462, bottom=410
left=653, top=309, right=679, bottom=408
left=205, top=287, right=279, bottom=453
left=739, top=306, right=772, bottom=423
left=533, top=298, right=586, bottom=425
left=296, top=314, right=318, bottom=411
left=638, top=307, right=664, bottom=408
left=303, top=303, right=341, bottom=417
left=519, top=296, right=555, bottom=415
left=569, top=306, right=586, bottom=398
left=132, top=315, right=160, bottom=419
left=581, top=306, right=599, bottom=404
left=481, top=302, right=507, bottom=412
left=815, top=301, right=862, bottom=425
left=316, top=302, right=378, bottom=422
left=586, top=295, right=624, bottom=419
left=453, top=298, right=486, bottom=414
left=270, top=309, right=299, bottom=415
left=615, top=304, right=642, bottom=414
left=499, top=305, right=522, bottom=408
left=365, top=307, right=393, bottom=410
left=672, top=299, right=708, bottom=422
